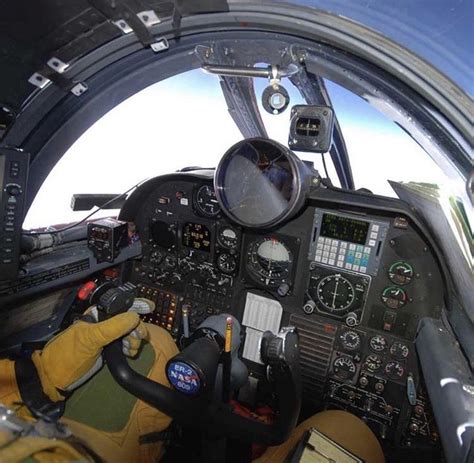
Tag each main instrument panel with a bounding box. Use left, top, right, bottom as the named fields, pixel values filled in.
left=124, top=166, right=443, bottom=450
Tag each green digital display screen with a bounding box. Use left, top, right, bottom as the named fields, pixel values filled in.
left=320, top=214, right=369, bottom=245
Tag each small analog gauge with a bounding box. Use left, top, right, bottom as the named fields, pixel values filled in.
left=164, top=254, right=177, bottom=269
left=316, top=274, right=355, bottom=314
left=385, top=360, right=405, bottom=380
left=218, top=226, right=238, bottom=250
left=216, top=253, right=237, bottom=274
left=150, top=250, right=164, bottom=265
left=333, top=356, right=357, bottom=380
left=195, top=185, right=220, bottom=217
left=390, top=341, right=410, bottom=359
left=370, top=335, right=387, bottom=352
left=364, top=354, right=383, bottom=372
left=381, top=286, right=408, bottom=309
left=178, top=258, right=193, bottom=275
left=388, top=261, right=414, bottom=285
left=339, top=331, right=361, bottom=351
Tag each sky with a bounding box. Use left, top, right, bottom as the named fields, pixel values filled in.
left=24, top=69, right=448, bottom=229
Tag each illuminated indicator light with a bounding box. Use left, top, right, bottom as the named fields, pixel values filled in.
left=77, top=281, right=97, bottom=301
left=323, top=324, right=336, bottom=334
left=103, top=268, right=119, bottom=279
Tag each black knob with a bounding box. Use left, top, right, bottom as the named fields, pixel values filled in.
left=98, top=283, right=136, bottom=317
left=277, top=283, right=290, bottom=297
left=5, top=183, right=22, bottom=196
left=303, top=300, right=316, bottom=314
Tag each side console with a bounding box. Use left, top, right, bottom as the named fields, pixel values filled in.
left=0, top=148, right=29, bottom=280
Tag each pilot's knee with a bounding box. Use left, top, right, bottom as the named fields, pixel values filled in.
left=257, top=410, right=385, bottom=463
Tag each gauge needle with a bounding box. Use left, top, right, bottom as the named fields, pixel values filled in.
left=332, top=278, right=340, bottom=308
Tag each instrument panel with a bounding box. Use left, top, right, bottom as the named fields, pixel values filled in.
left=125, top=171, right=443, bottom=450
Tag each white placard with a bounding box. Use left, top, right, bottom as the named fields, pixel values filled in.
left=242, top=292, right=283, bottom=333
left=242, top=292, right=283, bottom=364
left=242, top=327, right=264, bottom=364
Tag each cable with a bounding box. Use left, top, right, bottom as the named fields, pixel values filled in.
left=321, top=153, right=331, bottom=183
left=22, top=179, right=148, bottom=236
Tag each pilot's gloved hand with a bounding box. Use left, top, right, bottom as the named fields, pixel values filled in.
left=83, top=297, right=154, bottom=357
left=32, top=310, right=148, bottom=402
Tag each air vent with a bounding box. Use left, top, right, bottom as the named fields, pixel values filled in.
left=290, top=313, right=336, bottom=400
left=295, top=117, right=321, bottom=137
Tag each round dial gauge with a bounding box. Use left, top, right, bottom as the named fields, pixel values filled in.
left=218, top=226, right=238, bottom=250
left=333, top=357, right=357, bottom=380
left=390, top=341, right=409, bottom=359
left=195, top=185, right=220, bottom=217
left=339, top=331, right=361, bottom=351
left=216, top=253, right=237, bottom=274
left=150, top=250, right=163, bottom=265
left=370, top=335, right=387, bottom=352
left=247, top=237, right=292, bottom=286
left=382, top=286, right=408, bottom=309
left=164, top=254, right=177, bottom=269
left=388, top=261, right=414, bottom=285
left=364, top=354, right=383, bottom=372
left=385, top=360, right=405, bottom=379
left=316, top=275, right=355, bottom=313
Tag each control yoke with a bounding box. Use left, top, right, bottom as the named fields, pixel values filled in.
left=103, top=299, right=301, bottom=445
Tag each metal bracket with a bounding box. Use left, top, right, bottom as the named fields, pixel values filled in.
left=113, top=19, right=133, bottom=34
left=28, top=73, right=51, bottom=89
left=137, top=10, right=161, bottom=27
left=269, top=65, right=281, bottom=86
left=150, top=38, right=169, bottom=53
left=71, top=82, right=88, bottom=96
left=47, top=57, right=70, bottom=74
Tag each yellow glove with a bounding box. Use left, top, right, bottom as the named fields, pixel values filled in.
left=32, top=311, right=147, bottom=402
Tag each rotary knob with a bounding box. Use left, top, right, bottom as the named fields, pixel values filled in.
left=5, top=183, right=22, bottom=196
left=345, top=312, right=358, bottom=327
left=303, top=299, right=316, bottom=314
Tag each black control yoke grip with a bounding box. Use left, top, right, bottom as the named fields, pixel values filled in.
left=104, top=331, right=301, bottom=445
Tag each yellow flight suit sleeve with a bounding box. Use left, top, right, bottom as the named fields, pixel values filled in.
left=0, top=358, right=29, bottom=417
left=32, top=312, right=144, bottom=401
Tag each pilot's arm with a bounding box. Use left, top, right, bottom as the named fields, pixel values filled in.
left=0, top=310, right=178, bottom=463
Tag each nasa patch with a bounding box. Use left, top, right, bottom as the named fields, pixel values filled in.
left=167, top=361, right=201, bottom=395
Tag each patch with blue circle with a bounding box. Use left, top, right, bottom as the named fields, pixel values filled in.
left=167, top=361, right=201, bottom=395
